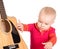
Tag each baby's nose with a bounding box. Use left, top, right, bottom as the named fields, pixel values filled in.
left=41, top=23, right=45, bottom=27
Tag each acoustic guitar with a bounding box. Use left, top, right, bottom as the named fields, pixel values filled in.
left=0, top=0, right=28, bottom=49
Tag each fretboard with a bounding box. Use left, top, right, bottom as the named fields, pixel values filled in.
left=0, top=0, right=7, bottom=19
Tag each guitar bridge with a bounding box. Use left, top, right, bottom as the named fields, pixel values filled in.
left=3, top=44, right=19, bottom=49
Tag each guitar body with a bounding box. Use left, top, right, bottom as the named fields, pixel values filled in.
left=0, top=16, right=28, bottom=49
left=8, top=16, right=28, bottom=49
left=0, top=0, right=28, bottom=49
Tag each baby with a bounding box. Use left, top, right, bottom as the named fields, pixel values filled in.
left=17, top=7, right=57, bottom=49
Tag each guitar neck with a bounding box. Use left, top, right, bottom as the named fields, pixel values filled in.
left=0, top=0, right=7, bottom=19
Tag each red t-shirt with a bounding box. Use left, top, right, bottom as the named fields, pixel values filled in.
left=23, top=23, right=57, bottom=49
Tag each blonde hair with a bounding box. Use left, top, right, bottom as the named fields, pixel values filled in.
left=40, top=7, right=56, bottom=19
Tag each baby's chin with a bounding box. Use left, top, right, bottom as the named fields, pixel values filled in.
left=40, top=28, right=49, bottom=31
left=39, top=27, right=50, bottom=31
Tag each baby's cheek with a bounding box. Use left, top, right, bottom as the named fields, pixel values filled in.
left=37, top=23, right=41, bottom=27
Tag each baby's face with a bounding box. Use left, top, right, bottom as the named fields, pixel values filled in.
left=37, top=14, right=54, bottom=31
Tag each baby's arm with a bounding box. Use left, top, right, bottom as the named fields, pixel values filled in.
left=17, top=21, right=24, bottom=31
left=43, top=42, right=53, bottom=49
left=43, top=34, right=56, bottom=49
left=43, top=28, right=57, bottom=49
left=48, top=33, right=57, bottom=46
left=17, top=20, right=29, bottom=31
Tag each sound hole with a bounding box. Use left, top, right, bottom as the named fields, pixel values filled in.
left=1, top=19, right=10, bottom=32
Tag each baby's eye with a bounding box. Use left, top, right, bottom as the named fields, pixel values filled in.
left=38, top=20, right=42, bottom=23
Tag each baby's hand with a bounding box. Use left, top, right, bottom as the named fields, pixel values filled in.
left=42, top=42, right=53, bottom=49
left=17, top=20, right=23, bottom=31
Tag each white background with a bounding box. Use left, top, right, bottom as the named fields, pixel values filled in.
left=3, top=0, right=60, bottom=49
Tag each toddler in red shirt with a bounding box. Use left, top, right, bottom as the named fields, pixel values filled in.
left=17, top=7, right=57, bottom=49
